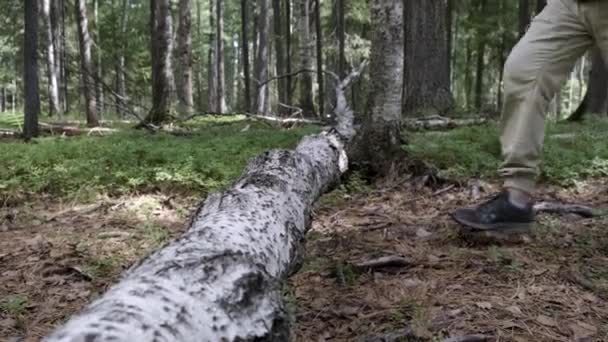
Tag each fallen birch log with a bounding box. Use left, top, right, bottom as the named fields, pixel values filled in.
left=534, top=201, right=596, bottom=218
left=45, top=63, right=366, bottom=342
left=403, top=115, right=487, bottom=131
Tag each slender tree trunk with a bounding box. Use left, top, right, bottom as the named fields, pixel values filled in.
left=569, top=48, right=608, bottom=120
left=43, top=0, right=62, bottom=118
left=273, top=0, right=287, bottom=115
left=52, top=0, right=65, bottom=114
left=207, top=0, right=218, bottom=113
left=75, top=0, right=99, bottom=127
left=519, top=0, right=530, bottom=38
left=61, top=0, right=69, bottom=113
left=446, top=0, right=453, bottom=90
left=146, top=0, right=175, bottom=124
left=196, top=0, right=203, bottom=111
left=314, top=0, right=324, bottom=118
left=297, top=0, right=315, bottom=117
left=474, top=0, right=488, bottom=111
left=403, top=0, right=454, bottom=117
left=254, top=0, right=271, bottom=115
left=285, top=0, right=292, bottom=106
left=116, top=0, right=129, bottom=117
left=177, top=0, right=194, bottom=116
left=216, top=0, right=227, bottom=113
left=93, top=0, right=104, bottom=116
left=353, top=0, right=403, bottom=174
left=336, top=0, right=345, bottom=79
left=0, top=87, right=4, bottom=112
left=241, top=0, right=251, bottom=112
left=24, top=0, right=40, bottom=139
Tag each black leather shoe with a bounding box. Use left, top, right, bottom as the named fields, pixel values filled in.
left=451, top=190, right=534, bottom=233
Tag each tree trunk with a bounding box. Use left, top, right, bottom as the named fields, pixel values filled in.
left=297, top=0, right=315, bottom=117
left=519, top=0, right=530, bottom=38
left=208, top=0, right=218, bottom=113
left=285, top=0, right=293, bottom=106
left=403, top=0, right=454, bottom=117
left=336, top=0, right=345, bottom=79
left=353, top=0, right=404, bottom=175
left=24, top=0, right=40, bottom=139
left=474, top=0, right=487, bottom=111
left=42, top=0, right=62, bottom=118
left=177, top=0, right=194, bottom=116
left=61, top=0, right=69, bottom=113
left=115, top=0, right=128, bottom=117
left=75, top=0, right=99, bottom=127
left=43, top=65, right=366, bottom=342
left=0, top=87, right=5, bottom=112
left=272, top=0, right=287, bottom=115
left=146, top=0, right=175, bottom=124
left=52, top=0, right=66, bottom=114
left=536, top=0, right=547, bottom=13
left=93, top=0, right=104, bottom=116
left=254, top=0, right=271, bottom=115
left=216, top=0, right=227, bottom=113
left=568, top=48, right=608, bottom=121
left=314, top=0, right=324, bottom=118
left=464, top=38, right=473, bottom=108
left=446, top=0, right=453, bottom=89
left=241, top=0, right=251, bottom=112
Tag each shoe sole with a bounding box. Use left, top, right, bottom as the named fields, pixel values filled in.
left=451, top=215, right=533, bottom=234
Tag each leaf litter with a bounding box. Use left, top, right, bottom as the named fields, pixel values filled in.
left=1, top=179, right=608, bottom=341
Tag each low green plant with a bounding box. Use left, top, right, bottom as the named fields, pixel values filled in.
left=0, top=294, right=28, bottom=316
left=85, top=256, right=118, bottom=279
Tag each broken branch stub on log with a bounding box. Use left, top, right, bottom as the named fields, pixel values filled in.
left=45, top=63, right=367, bottom=342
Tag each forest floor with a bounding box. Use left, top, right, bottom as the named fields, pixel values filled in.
left=1, top=178, right=608, bottom=341
left=2, top=117, right=608, bottom=341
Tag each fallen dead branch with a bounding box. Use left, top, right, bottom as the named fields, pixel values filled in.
left=442, top=335, right=489, bottom=342
left=403, top=115, right=487, bottom=131
left=534, top=201, right=596, bottom=218
left=353, top=256, right=411, bottom=271
left=39, top=123, right=118, bottom=136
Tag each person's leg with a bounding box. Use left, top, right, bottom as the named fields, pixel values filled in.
left=453, top=0, right=593, bottom=231
left=499, top=0, right=593, bottom=195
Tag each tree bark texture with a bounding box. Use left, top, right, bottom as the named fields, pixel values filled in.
left=208, top=0, right=218, bottom=113
left=147, top=0, right=175, bottom=124
left=403, top=0, right=454, bottom=117
left=75, top=0, right=100, bottom=127
left=353, top=0, right=404, bottom=174
left=177, top=0, right=194, bottom=116
left=254, top=0, right=271, bottom=115
left=285, top=0, right=293, bottom=106
left=474, top=0, right=488, bottom=111
left=24, top=0, right=40, bottom=139
left=116, top=0, right=129, bottom=117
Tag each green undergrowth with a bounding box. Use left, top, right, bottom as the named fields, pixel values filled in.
left=406, top=116, right=608, bottom=186
left=0, top=119, right=318, bottom=201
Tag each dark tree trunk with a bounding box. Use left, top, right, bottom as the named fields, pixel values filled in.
left=52, top=0, right=66, bottom=114
left=146, top=0, right=175, bottom=124
left=403, top=0, right=454, bottom=117
left=273, top=0, right=287, bottom=115
left=314, top=0, right=324, bottom=118
left=285, top=0, right=292, bottom=106
left=208, top=0, right=218, bottom=112
left=464, top=38, right=473, bottom=108
left=93, top=0, right=104, bottom=116
left=353, top=0, right=404, bottom=175
left=0, top=88, right=5, bottom=112
left=568, top=48, right=608, bottom=121
left=297, top=0, right=315, bottom=117
left=177, top=0, right=194, bottom=115
left=75, top=0, right=99, bottom=127
left=474, top=0, right=488, bottom=111
left=536, top=0, right=546, bottom=14
left=446, top=0, right=453, bottom=89
left=61, top=0, right=69, bottom=113
left=519, top=0, right=530, bottom=38
left=254, top=0, right=271, bottom=115
left=241, top=0, right=251, bottom=112
left=336, top=0, right=345, bottom=79
left=24, top=0, right=40, bottom=139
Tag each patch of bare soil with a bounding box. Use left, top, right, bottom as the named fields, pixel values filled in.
left=291, top=179, right=608, bottom=341
left=2, top=179, right=608, bottom=341
left=0, top=193, right=198, bottom=341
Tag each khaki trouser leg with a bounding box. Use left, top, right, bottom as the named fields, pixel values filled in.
left=499, top=0, right=596, bottom=194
